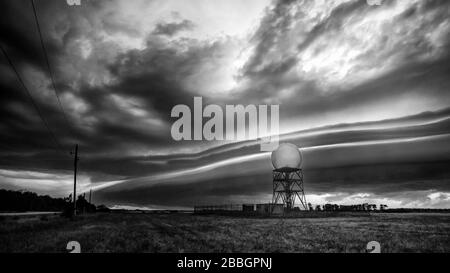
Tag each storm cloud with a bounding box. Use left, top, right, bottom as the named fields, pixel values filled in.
left=1, top=0, right=449, bottom=209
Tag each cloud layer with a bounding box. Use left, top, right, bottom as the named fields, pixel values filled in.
left=1, top=0, right=449, bottom=208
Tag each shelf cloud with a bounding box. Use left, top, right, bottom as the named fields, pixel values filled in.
left=1, top=0, right=449, bottom=208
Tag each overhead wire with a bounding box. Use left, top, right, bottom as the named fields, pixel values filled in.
left=0, top=44, right=66, bottom=155
left=30, top=0, right=74, bottom=137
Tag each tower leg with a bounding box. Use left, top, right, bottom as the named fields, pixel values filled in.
left=272, top=169, right=307, bottom=211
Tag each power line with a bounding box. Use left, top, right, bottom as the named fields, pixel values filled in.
left=0, top=44, right=66, bottom=155
left=30, top=0, right=73, bottom=134
left=30, top=1, right=78, bottom=204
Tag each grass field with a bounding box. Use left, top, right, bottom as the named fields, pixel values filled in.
left=0, top=212, right=449, bottom=253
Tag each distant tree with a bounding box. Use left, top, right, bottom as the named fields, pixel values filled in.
left=308, top=203, right=314, bottom=211
left=76, top=194, right=96, bottom=214
left=324, top=204, right=337, bottom=211
left=315, top=205, right=321, bottom=211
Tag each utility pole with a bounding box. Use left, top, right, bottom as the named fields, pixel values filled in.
left=89, top=189, right=92, bottom=204
left=71, top=144, right=79, bottom=216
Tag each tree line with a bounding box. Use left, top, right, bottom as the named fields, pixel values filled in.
left=0, top=189, right=68, bottom=212
left=0, top=189, right=98, bottom=214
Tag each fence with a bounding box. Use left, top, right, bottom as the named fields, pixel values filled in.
left=194, top=204, right=243, bottom=213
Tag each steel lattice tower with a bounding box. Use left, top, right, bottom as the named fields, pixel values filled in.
left=272, top=167, right=307, bottom=211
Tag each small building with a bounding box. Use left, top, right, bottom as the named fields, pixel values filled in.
left=256, top=203, right=284, bottom=215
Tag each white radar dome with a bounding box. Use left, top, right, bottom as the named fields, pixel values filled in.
left=271, top=143, right=302, bottom=169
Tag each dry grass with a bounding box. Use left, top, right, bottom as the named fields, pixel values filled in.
left=0, top=212, right=449, bottom=253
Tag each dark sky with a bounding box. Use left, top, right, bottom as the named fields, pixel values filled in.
left=1, top=0, right=450, bottom=209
